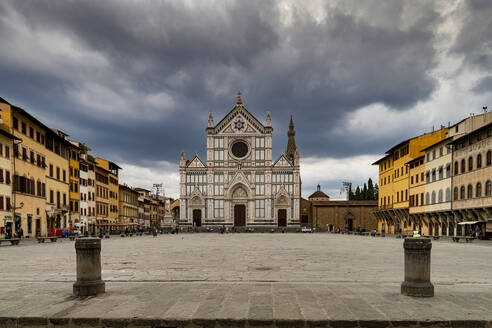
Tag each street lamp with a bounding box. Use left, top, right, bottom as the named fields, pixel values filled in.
left=341, top=181, right=352, bottom=232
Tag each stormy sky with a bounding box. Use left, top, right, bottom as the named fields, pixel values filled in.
left=1, top=0, right=491, bottom=199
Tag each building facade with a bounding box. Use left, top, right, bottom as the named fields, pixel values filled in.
left=118, top=184, right=139, bottom=225
left=179, top=94, right=301, bottom=228
left=0, top=128, right=20, bottom=238
left=300, top=185, right=378, bottom=232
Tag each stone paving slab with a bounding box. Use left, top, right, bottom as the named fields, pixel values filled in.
left=2, top=234, right=492, bottom=327
left=1, top=281, right=492, bottom=327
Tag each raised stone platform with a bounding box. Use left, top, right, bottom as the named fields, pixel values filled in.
left=1, top=234, right=492, bottom=327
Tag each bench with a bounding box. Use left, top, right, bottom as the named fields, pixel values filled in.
left=0, top=238, right=20, bottom=246
left=37, top=236, right=59, bottom=243
left=452, top=236, right=475, bottom=243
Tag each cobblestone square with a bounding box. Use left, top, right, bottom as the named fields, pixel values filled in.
left=1, top=233, right=492, bottom=327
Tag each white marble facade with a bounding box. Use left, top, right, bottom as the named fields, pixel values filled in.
left=179, top=94, right=300, bottom=228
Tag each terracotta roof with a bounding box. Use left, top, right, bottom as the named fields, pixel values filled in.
left=308, top=185, right=330, bottom=199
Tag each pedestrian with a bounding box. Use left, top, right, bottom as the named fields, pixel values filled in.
left=99, top=227, right=103, bottom=239
left=20, top=228, right=24, bottom=239
left=476, top=225, right=481, bottom=239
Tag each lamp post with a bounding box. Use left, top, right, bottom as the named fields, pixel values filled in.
left=341, top=182, right=351, bottom=232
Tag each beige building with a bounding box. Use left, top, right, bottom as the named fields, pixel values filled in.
left=0, top=127, right=21, bottom=238
left=95, top=158, right=120, bottom=223
left=118, top=184, right=139, bottom=225
left=451, top=122, right=492, bottom=237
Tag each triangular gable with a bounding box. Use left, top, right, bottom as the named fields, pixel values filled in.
left=187, top=154, right=206, bottom=168
left=217, top=114, right=262, bottom=135
left=273, top=154, right=292, bottom=167
left=214, top=105, right=266, bottom=135
left=227, top=171, right=251, bottom=188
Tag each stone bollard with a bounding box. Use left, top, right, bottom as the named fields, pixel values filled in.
left=401, top=237, right=434, bottom=297
left=73, top=238, right=105, bottom=297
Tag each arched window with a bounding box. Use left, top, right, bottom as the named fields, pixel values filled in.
left=487, top=151, right=492, bottom=166
left=476, top=182, right=482, bottom=197
left=477, top=154, right=482, bottom=169
left=467, top=184, right=473, bottom=198
left=431, top=191, right=436, bottom=204
left=454, top=187, right=459, bottom=200
left=486, top=180, right=492, bottom=196
left=446, top=188, right=451, bottom=202
left=425, top=192, right=430, bottom=205
left=438, top=189, right=443, bottom=203
left=454, top=161, right=459, bottom=175
left=460, top=186, right=465, bottom=200
left=468, top=157, right=473, bottom=171
left=461, top=159, right=466, bottom=173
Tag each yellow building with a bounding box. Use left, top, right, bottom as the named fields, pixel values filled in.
left=95, top=158, right=121, bottom=227
left=0, top=126, right=21, bottom=238
left=0, top=99, right=48, bottom=237
left=373, top=128, right=448, bottom=234
left=69, top=142, right=80, bottom=227
left=44, top=130, right=71, bottom=231
left=95, top=164, right=109, bottom=232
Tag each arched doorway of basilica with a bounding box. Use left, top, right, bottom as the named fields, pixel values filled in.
left=234, top=205, right=246, bottom=227
left=278, top=209, right=287, bottom=227
left=193, top=209, right=202, bottom=227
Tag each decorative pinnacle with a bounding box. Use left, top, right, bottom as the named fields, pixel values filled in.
left=236, top=91, right=242, bottom=105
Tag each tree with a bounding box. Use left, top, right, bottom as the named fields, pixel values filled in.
left=354, top=186, right=361, bottom=200
left=348, top=184, right=354, bottom=200
left=79, top=143, right=92, bottom=154
left=362, top=183, right=368, bottom=200
left=367, top=178, right=375, bottom=200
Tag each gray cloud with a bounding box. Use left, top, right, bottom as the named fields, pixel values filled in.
left=0, top=0, right=469, bottom=194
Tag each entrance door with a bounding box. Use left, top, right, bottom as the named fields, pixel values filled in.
left=35, top=219, right=40, bottom=237
left=234, top=205, right=246, bottom=227
left=278, top=209, right=287, bottom=227
left=193, top=209, right=202, bottom=227
left=301, top=215, right=308, bottom=227
left=346, top=218, right=353, bottom=232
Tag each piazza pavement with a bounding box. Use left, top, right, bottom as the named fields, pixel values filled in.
left=1, top=233, right=492, bottom=327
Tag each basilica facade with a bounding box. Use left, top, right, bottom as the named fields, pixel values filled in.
left=179, top=93, right=301, bottom=228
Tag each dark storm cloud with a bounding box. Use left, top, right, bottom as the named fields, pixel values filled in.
left=472, top=76, right=492, bottom=94
left=0, top=0, right=441, bottom=167
left=451, top=0, right=492, bottom=71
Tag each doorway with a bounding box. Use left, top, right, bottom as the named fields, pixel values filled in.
left=346, top=218, right=353, bottom=232
left=193, top=209, right=202, bottom=227
left=278, top=209, right=287, bottom=227
left=301, top=215, right=308, bottom=227
left=234, top=205, right=246, bottom=227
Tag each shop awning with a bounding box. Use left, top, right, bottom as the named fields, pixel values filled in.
left=458, top=221, right=479, bottom=225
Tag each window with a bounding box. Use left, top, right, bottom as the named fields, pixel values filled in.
left=476, top=183, right=482, bottom=197
left=29, top=127, right=34, bottom=138
left=425, top=192, right=430, bottom=205
left=468, top=157, right=473, bottom=171
left=431, top=191, right=436, bottom=204
left=5, top=145, right=9, bottom=159
left=6, top=171, right=10, bottom=185
left=454, top=187, right=459, bottom=200
left=488, top=151, right=492, bottom=166
left=214, top=138, right=224, bottom=148
left=438, top=189, right=443, bottom=203
left=477, top=154, right=482, bottom=169
left=426, top=153, right=430, bottom=162
left=486, top=181, right=492, bottom=196
left=467, top=184, right=473, bottom=199
left=255, top=199, right=265, bottom=218
left=214, top=200, right=224, bottom=218
left=438, top=167, right=443, bottom=180
left=454, top=162, right=458, bottom=175
left=446, top=188, right=450, bottom=202
left=0, top=196, right=3, bottom=210
left=63, top=170, right=66, bottom=182
left=255, top=149, right=265, bottom=160
left=56, top=167, right=60, bottom=180
left=461, top=159, right=466, bottom=173
left=432, top=150, right=436, bottom=160
left=411, top=176, right=414, bottom=184
left=446, top=164, right=451, bottom=178
left=214, top=150, right=224, bottom=161
left=36, top=131, right=40, bottom=142
left=255, top=184, right=265, bottom=195
left=21, top=122, right=26, bottom=134
left=50, top=190, right=54, bottom=203
left=255, top=137, right=265, bottom=148
left=460, top=186, right=465, bottom=199
left=439, top=147, right=443, bottom=157
left=431, top=169, right=436, bottom=182
left=49, top=164, right=53, bottom=177
left=13, top=117, right=18, bottom=130
left=426, top=171, right=430, bottom=183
